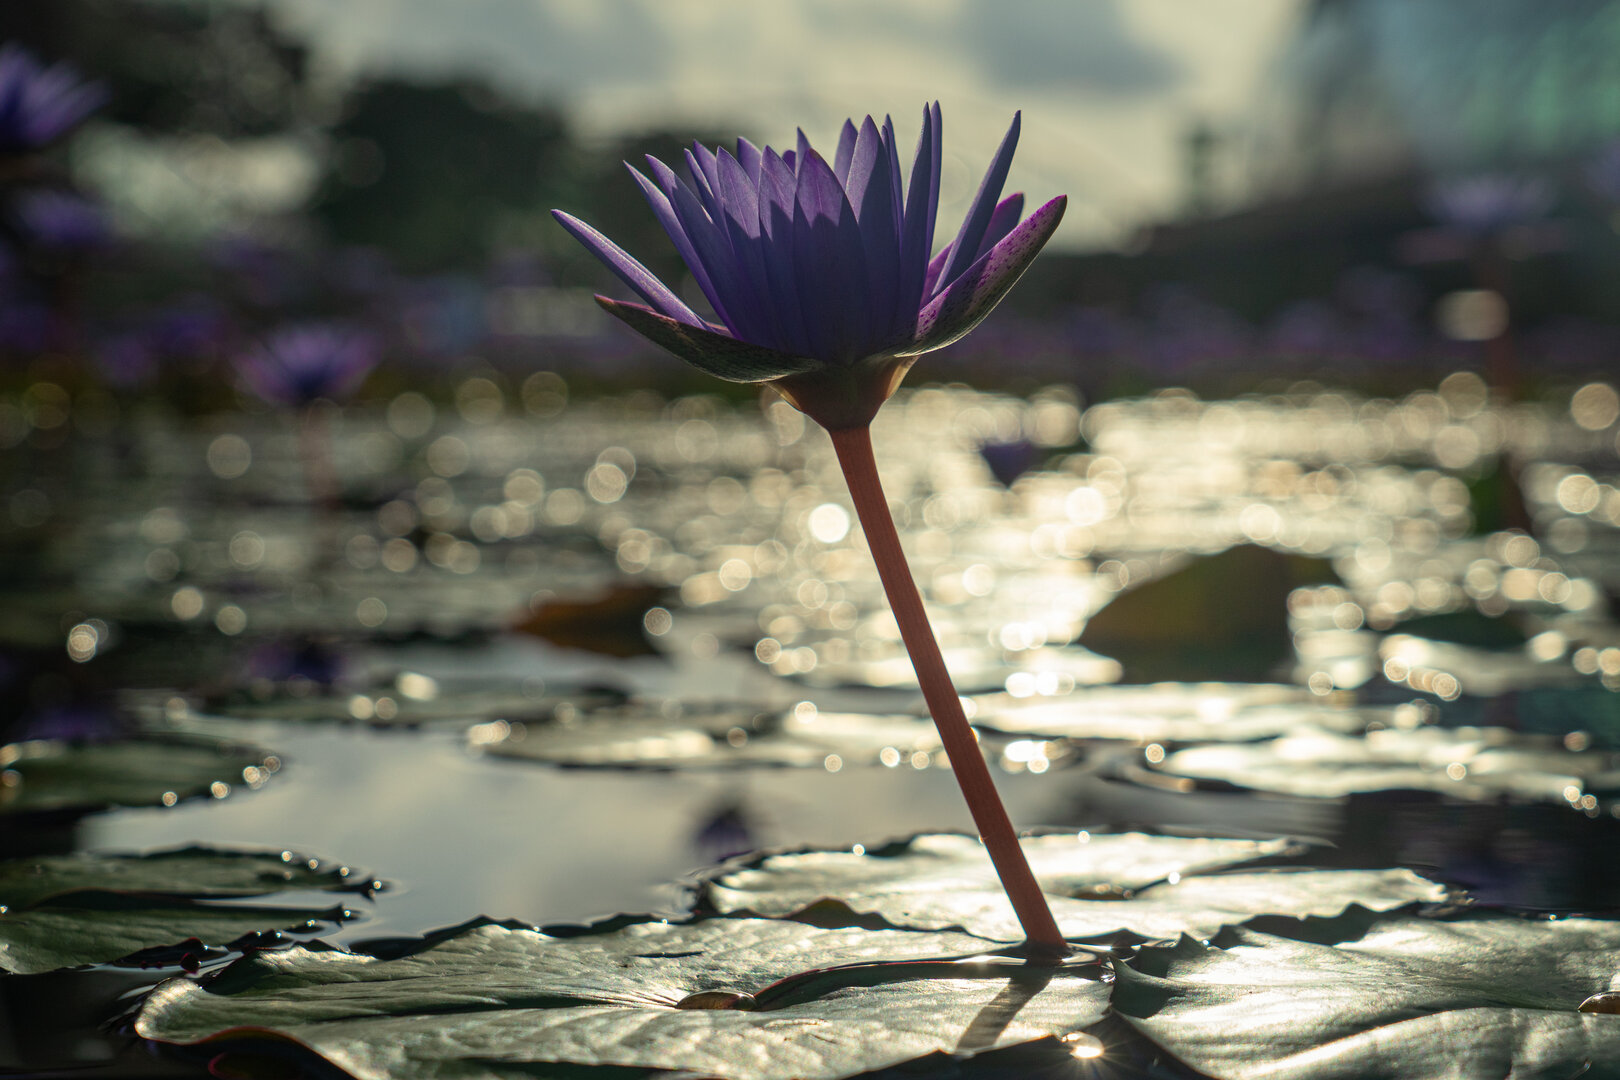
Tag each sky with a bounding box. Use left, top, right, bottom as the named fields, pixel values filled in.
left=250, top=0, right=1305, bottom=251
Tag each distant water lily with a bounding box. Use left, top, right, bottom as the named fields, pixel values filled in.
left=0, top=44, right=106, bottom=155
left=554, top=106, right=1069, bottom=957
left=234, top=323, right=378, bottom=408
left=553, top=104, right=1065, bottom=430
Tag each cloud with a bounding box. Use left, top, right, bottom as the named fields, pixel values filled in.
left=959, top=0, right=1184, bottom=96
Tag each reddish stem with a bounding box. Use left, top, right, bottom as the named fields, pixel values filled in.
left=828, top=424, right=1067, bottom=957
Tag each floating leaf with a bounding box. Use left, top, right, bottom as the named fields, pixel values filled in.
left=0, top=736, right=278, bottom=816
left=0, top=896, right=355, bottom=975
left=136, top=918, right=1111, bottom=1080
left=969, top=682, right=1372, bottom=742
left=706, top=833, right=1441, bottom=943
left=175, top=680, right=629, bottom=730
left=473, top=700, right=951, bottom=770
left=1114, top=912, right=1620, bottom=1080
left=0, top=847, right=374, bottom=974
left=0, top=847, right=377, bottom=910
left=1151, top=724, right=1620, bottom=804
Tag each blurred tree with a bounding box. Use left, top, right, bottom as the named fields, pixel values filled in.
left=309, top=79, right=571, bottom=273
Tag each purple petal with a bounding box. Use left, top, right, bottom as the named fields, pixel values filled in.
left=922, top=244, right=952, bottom=298
left=897, top=103, right=942, bottom=329
left=935, top=111, right=1020, bottom=297
left=975, top=193, right=1025, bottom=261
left=907, top=195, right=1065, bottom=355
left=832, top=119, right=858, bottom=184
left=597, top=297, right=820, bottom=383
left=793, top=148, right=871, bottom=363
left=549, top=209, right=703, bottom=327
left=666, top=165, right=766, bottom=342
left=685, top=146, right=723, bottom=221
left=735, top=137, right=762, bottom=182
left=759, top=148, right=812, bottom=356
left=717, top=148, right=784, bottom=351
left=847, top=117, right=900, bottom=345
left=631, top=160, right=726, bottom=324
left=881, top=116, right=904, bottom=249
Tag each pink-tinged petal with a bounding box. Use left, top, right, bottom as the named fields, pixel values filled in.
left=935, top=111, right=1020, bottom=297
left=832, top=118, right=859, bottom=184
left=634, top=160, right=726, bottom=326
left=759, top=148, right=812, bottom=356
left=922, top=242, right=952, bottom=298
left=905, top=195, right=1066, bottom=355
left=975, top=193, right=1025, bottom=261
left=597, top=297, right=821, bottom=383
left=847, top=116, right=900, bottom=343
left=897, top=103, right=941, bottom=324
left=793, top=148, right=871, bottom=363
left=549, top=210, right=703, bottom=327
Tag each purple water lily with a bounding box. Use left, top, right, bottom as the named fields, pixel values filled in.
left=234, top=323, right=379, bottom=407
left=0, top=44, right=106, bottom=155
left=553, top=105, right=1065, bottom=429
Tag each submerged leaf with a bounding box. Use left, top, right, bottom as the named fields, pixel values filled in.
left=136, top=918, right=1111, bottom=1080
left=1114, top=912, right=1620, bottom=1080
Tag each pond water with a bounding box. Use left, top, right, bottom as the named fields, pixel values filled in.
left=3, top=373, right=1619, bottom=1075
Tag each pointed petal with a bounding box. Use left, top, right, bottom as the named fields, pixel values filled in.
left=635, top=159, right=727, bottom=327
left=717, top=148, right=784, bottom=351
left=793, top=148, right=871, bottom=364
left=936, top=111, right=1020, bottom=296
left=882, top=115, right=904, bottom=246
left=833, top=118, right=859, bottom=184
left=921, top=243, right=952, bottom=298
left=897, top=103, right=942, bottom=329
left=597, top=297, right=821, bottom=383
left=906, top=195, right=1065, bottom=355
left=549, top=210, right=703, bottom=327
left=667, top=165, right=766, bottom=342
left=975, top=193, right=1025, bottom=260
left=847, top=117, right=900, bottom=344
left=759, top=148, right=812, bottom=356
left=685, top=146, right=723, bottom=221
left=735, top=137, right=762, bottom=182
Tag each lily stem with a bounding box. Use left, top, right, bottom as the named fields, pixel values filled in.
left=828, top=424, right=1067, bottom=958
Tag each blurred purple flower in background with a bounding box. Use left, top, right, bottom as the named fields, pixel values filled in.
left=0, top=44, right=106, bottom=155
left=234, top=323, right=379, bottom=407
left=1426, top=174, right=1555, bottom=236
left=554, top=104, right=1065, bottom=429
left=12, top=188, right=113, bottom=252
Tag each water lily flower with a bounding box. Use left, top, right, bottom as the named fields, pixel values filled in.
left=554, top=106, right=1071, bottom=957
left=553, top=104, right=1065, bottom=430
left=0, top=44, right=106, bottom=155
left=234, top=323, right=378, bottom=408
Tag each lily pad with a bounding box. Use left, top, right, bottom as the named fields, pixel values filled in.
left=1151, top=724, right=1620, bottom=804
left=969, top=682, right=1372, bottom=742
left=136, top=918, right=1112, bottom=1080
left=1114, top=912, right=1620, bottom=1080
left=473, top=701, right=951, bottom=770
left=0, top=896, right=357, bottom=975
left=0, top=847, right=379, bottom=910
left=706, top=833, right=1444, bottom=943
left=0, top=736, right=279, bottom=817
left=184, top=679, right=629, bottom=730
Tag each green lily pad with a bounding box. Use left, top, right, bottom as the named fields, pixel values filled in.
left=0, top=848, right=375, bottom=974
left=0, top=847, right=378, bottom=910
left=969, top=682, right=1372, bottom=742
left=189, top=679, right=630, bottom=730
left=1114, top=912, right=1620, bottom=1079
left=135, top=918, right=1112, bottom=1080
left=473, top=701, right=951, bottom=770
left=705, top=833, right=1444, bottom=943
left=0, top=896, right=356, bottom=975
left=1151, top=724, right=1620, bottom=804
left=0, top=736, right=280, bottom=816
